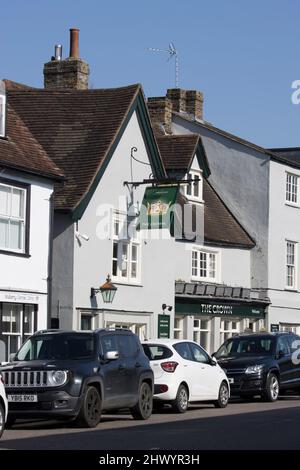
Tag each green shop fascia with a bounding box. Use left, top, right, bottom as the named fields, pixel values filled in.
left=175, top=299, right=267, bottom=318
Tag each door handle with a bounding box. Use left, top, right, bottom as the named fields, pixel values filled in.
left=135, top=363, right=141, bottom=368
left=118, top=364, right=125, bottom=371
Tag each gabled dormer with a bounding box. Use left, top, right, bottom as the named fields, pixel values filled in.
left=0, top=81, right=6, bottom=137
left=184, top=154, right=203, bottom=203
left=155, top=134, right=210, bottom=204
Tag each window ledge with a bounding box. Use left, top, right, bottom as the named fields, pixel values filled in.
left=285, top=202, right=300, bottom=209
left=111, top=281, right=143, bottom=287
left=284, top=287, right=298, bottom=292
left=0, top=249, right=30, bottom=258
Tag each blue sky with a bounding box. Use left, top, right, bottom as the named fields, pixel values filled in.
left=1, top=0, right=300, bottom=147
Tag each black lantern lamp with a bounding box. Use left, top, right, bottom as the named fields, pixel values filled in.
left=91, top=275, right=117, bottom=303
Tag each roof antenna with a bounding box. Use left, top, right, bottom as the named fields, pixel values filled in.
left=148, top=42, right=179, bottom=88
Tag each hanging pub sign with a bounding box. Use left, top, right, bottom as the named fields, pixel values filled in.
left=138, top=186, right=178, bottom=230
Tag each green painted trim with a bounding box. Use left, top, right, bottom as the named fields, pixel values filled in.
left=196, top=139, right=211, bottom=178
left=72, top=90, right=165, bottom=221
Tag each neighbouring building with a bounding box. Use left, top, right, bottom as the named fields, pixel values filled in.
left=0, top=79, right=64, bottom=361
left=149, top=88, right=300, bottom=338
left=153, top=132, right=270, bottom=353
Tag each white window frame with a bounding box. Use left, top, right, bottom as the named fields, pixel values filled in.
left=0, top=182, right=27, bottom=253
left=220, top=318, right=240, bottom=344
left=193, top=317, right=211, bottom=352
left=285, top=240, right=298, bottom=290
left=0, top=94, right=6, bottom=137
left=285, top=172, right=300, bottom=207
left=191, top=247, right=219, bottom=282
left=174, top=316, right=184, bottom=340
left=111, top=212, right=141, bottom=284
left=184, top=169, right=203, bottom=203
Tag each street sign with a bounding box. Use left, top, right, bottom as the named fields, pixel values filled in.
left=270, top=324, right=280, bottom=332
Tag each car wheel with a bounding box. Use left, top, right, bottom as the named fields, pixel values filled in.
left=262, top=373, right=279, bottom=402
left=76, top=386, right=102, bottom=428
left=0, top=404, right=4, bottom=439
left=131, top=382, right=153, bottom=420
left=172, top=384, right=189, bottom=413
left=214, top=381, right=229, bottom=408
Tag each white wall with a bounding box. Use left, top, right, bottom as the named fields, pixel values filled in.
left=174, top=242, right=251, bottom=287
left=73, top=111, right=176, bottom=337
left=0, top=171, right=53, bottom=329
left=268, top=160, right=300, bottom=327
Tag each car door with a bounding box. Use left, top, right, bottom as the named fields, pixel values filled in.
left=188, top=342, right=220, bottom=399
left=276, top=336, right=293, bottom=387
left=173, top=342, right=201, bottom=397
left=99, top=333, right=128, bottom=408
left=287, top=334, right=300, bottom=386
left=116, top=333, right=140, bottom=405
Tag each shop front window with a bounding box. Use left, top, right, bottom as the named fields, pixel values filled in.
left=174, top=316, right=183, bottom=340
left=220, top=319, right=240, bottom=345
left=0, top=303, right=36, bottom=360
left=193, top=318, right=211, bottom=352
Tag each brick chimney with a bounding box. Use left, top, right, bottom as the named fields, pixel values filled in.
left=167, top=88, right=203, bottom=120
left=147, top=96, right=173, bottom=135
left=43, top=28, right=90, bottom=90
left=185, top=90, right=203, bottom=121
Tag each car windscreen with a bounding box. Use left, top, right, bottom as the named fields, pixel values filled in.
left=215, top=337, right=275, bottom=359
left=142, top=344, right=173, bottom=361
left=16, top=334, right=96, bottom=361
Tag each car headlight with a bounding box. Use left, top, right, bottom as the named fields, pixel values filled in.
left=48, top=370, right=68, bottom=386
left=245, top=364, right=264, bottom=374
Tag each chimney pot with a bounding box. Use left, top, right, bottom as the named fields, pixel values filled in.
left=69, top=28, right=80, bottom=58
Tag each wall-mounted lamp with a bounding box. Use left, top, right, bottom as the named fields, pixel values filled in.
left=91, top=274, right=117, bottom=303
left=162, top=303, right=173, bottom=312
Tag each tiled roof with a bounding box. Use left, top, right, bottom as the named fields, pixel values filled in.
left=156, top=134, right=199, bottom=170
left=203, top=179, right=255, bottom=248
left=6, top=84, right=142, bottom=210
left=0, top=98, right=64, bottom=180
left=175, top=281, right=270, bottom=304
left=175, top=180, right=254, bottom=248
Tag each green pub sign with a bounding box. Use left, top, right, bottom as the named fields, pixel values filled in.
left=158, top=314, right=170, bottom=338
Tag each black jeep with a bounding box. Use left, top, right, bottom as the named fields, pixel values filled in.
left=0, top=329, right=154, bottom=427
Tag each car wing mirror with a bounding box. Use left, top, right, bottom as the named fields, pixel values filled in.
left=210, top=356, right=218, bottom=366
left=9, top=353, right=16, bottom=362
left=104, top=351, right=119, bottom=361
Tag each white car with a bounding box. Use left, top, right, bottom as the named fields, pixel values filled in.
left=0, top=373, right=8, bottom=438
left=142, top=339, right=229, bottom=413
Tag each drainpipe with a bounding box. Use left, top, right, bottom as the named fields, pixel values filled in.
left=47, top=192, right=55, bottom=329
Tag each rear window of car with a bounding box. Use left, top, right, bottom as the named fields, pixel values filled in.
left=142, top=344, right=173, bottom=361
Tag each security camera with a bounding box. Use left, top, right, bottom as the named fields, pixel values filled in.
left=75, top=231, right=89, bottom=241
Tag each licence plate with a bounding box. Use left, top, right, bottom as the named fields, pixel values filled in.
left=228, top=378, right=234, bottom=384
left=7, top=394, right=38, bottom=403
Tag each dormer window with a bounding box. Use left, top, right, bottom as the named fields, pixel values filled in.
left=184, top=169, right=203, bottom=202
left=0, top=94, right=6, bottom=137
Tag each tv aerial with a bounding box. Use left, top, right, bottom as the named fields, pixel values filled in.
left=148, top=42, right=179, bottom=88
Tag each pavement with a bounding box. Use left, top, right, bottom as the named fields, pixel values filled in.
left=1, top=396, right=300, bottom=450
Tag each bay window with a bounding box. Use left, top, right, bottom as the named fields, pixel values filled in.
left=0, top=181, right=29, bottom=253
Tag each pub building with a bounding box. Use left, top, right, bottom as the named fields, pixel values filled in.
left=175, top=281, right=270, bottom=354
